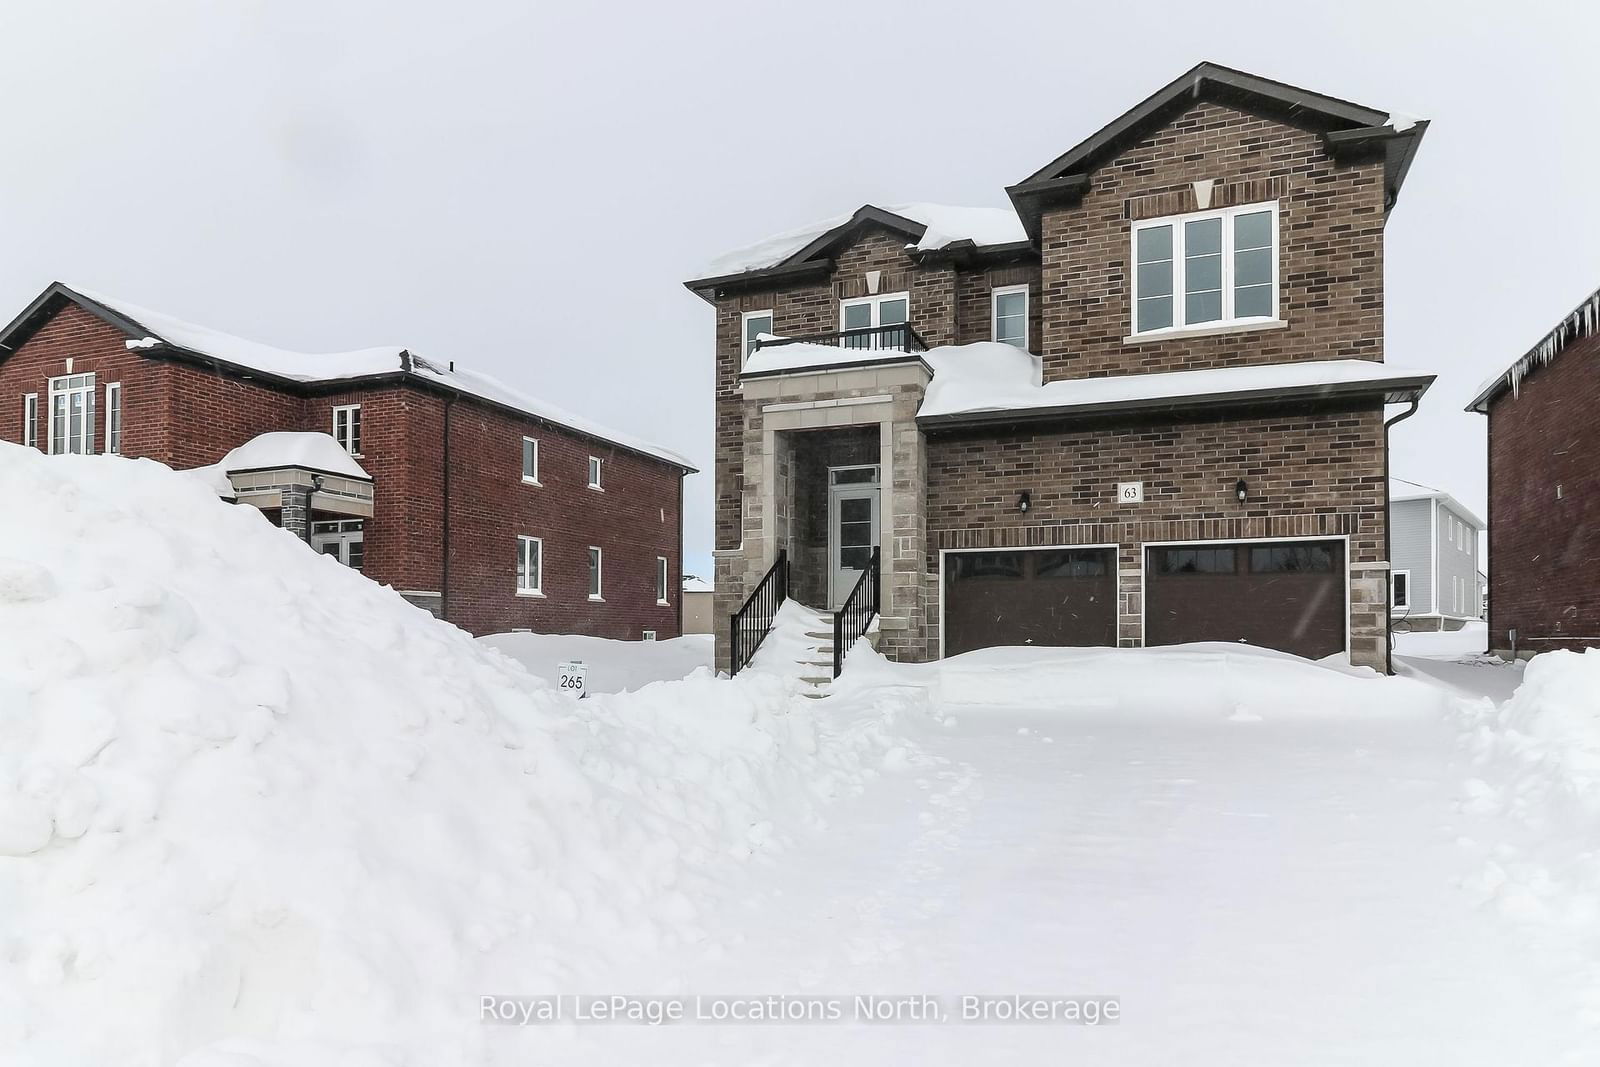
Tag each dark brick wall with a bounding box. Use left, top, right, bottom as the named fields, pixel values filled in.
left=1039, top=101, right=1387, bottom=382
left=1486, top=331, right=1600, bottom=653
left=1, top=301, right=684, bottom=640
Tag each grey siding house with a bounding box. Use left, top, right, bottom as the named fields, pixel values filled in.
left=1389, top=478, right=1485, bottom=631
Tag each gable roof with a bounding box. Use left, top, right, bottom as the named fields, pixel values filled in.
left=1006, top=62, right=1427, bottom=238
left=1389, top=477, right=1485, bottom=531
left=1466, top=285, right=1600, bottom=413
left=0, top=282, right=695, bottom=471
left=683, top=203, right=1030, bottom=300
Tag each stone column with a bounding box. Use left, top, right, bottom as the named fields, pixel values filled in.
left=1348, top=560, right=1389, bottom=671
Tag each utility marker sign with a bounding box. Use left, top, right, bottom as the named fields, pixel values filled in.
left=557, top=661, right=588, bottom=699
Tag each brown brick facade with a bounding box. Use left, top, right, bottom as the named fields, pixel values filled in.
left=1485, top=331, right=1600, bottom=655
left=1, top=301, right=685, bottom=640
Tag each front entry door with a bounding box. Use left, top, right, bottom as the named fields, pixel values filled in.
left=829, top=482, right=880, bottom=609
left=310, top=519, right=366, bottom=572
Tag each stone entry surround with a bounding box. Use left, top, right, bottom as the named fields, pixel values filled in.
left=714, top=359, right=932, bottom=670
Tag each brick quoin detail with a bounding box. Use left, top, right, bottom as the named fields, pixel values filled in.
left=0, top=302, right=686, bottom=640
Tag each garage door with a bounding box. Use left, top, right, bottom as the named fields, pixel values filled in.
left=942, top=547, right=1118, bottom=656
left=1144, top=540, right=1345, bottom=660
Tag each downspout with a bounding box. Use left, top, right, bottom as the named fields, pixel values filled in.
left=677, top=474, right=685, bottom=638
left=1383, top=399, right=1420, bottom=675
left=441, top=394, right=455, bottom=621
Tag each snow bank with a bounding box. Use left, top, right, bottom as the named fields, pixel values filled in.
left=1498, top=649, right=1600, bottom=793
left=477, top=632, right=712, bottom=694
left=833, top=640, right=1444, bottom=720
left=0, top=443, right=904, bottom=1064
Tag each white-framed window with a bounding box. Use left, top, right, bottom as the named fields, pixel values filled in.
left=839, top=291, right=909, bottom=349
left=22, top=393, right=38, bottom=449
left=521, top=436, right=540, bottom=484
left=333, top=405, right=362, bottom=456
left=992, top=285, right=1029, bottom=349
left=48, top=373, right=96, bottom=455
left=656, top=556, right=669, bottom=605
left=587, top=456, right=603, bottom=490
left=642, top=630, right=657, bottom=641
left=587, top=546, right=603, bottom=600
left=1391, top=570, right=1410, bottom=610
left=516, top=535, right=543, bottom=596
left=1131, top=201, right=1279, bottom=336
left=742, top=309, right=773, bottom=359
left=104, top=382, right=123, bottom=454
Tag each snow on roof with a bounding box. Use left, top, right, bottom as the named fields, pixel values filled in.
left=1387, top=477, right=1485, bottom=530
left=701, top=202, right=1027, bottom=278
left=741, top=338, right=917, bottom=377
left=67, top=285, right=693, bottom=469
left=1468, top=287, right=1600, bottom=413
left=682, top=575, right=714, bottom=594
left=221, top=432, right=373, bottom=479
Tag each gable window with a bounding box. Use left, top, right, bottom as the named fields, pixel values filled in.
left=1131, top=201, right=1278, bottom=336
left=588, top=546, right=603, bottom=600
left=742, top=310, right=773, bottom=359
left=656, top=556, right=669, bottom=605
left=992, top=285, right=1028, bottom=349
left=522, top=436, right=540, bottom=484
left=105, top=382, right=123, bottom=454
left=516, top=535, right=543, bottom=596
left=48, top=373, right=96, bottom=455
left=839, top=291, right=909, bottom=349
left=1391, top=570, right=1410, bottom=610
left=588, top=455, right=603, bottom=490
left=22, top=394, right=38, bottom=449
left=333, top=405, right=362, bottom=456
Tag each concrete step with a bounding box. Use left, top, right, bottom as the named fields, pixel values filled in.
left=799, top=675, right=832, bottom=687
left=800, top=691, right=828, bottom=700
left=804, top=631, right=834, bottom=640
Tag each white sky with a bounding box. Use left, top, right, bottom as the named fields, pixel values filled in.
left=2, top=1, right=1593, bottom=578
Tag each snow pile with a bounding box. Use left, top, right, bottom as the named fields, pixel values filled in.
left=1496, top=649, right=1600, bottom=796
left=216, top=431, right=371, bottom=479
left=701, top=202, right=1025, bottom=277
left=477, top=632, right=713, bottom=694
left=0, top=443, right=906, bottom=1064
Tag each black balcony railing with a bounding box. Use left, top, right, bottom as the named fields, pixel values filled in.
left=832, top=546, right=880, bottom=678
left=753, top=323, right=927, bottom=355
left=730, top=550, right=788, bottom=677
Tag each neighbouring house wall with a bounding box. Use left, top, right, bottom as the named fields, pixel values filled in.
left=1389, top=498, right=1433, bottom=614
left=1038, top=101, right=1387, bottom=383
left=925, top=404, right=1389, bottom=666
left=1487, top=330, right=1600, bottom=655
left=1434, top=502, right=1480, bottom=618
left=682, top=590, right=714, bottom=635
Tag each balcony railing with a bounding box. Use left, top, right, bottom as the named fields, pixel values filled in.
left=753, top=323, right=927, bottom=355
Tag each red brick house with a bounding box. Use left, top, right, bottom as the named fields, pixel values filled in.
left=685, top=63, right=1434, bottom=673
left=0, top=282, right=694, bottom=639
left=1468, top=287, right=1600, bottom=659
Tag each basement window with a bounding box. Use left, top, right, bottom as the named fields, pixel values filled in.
left=1131, top=201, right=1278, bottom=335
left=333, top=404, right=362, bottom=456
left=48, top=373, right=96, bottom=455
left=1391, top=570, right=1410, bottom=610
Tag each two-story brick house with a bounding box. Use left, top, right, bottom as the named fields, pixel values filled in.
left=0, top=282, right=694, bottom=639
left=686, top=63, right=1433, bottom=673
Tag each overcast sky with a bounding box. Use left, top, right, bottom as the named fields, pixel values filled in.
left=2, top=1, right=1593, bottom=576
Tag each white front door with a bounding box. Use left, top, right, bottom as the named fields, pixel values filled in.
left=310, top=519, right=365, bottom=572
left=829, top=481, right=880, bottom=609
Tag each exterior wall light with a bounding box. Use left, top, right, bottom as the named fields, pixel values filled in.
left=1018, top=490, right=1032, bottom=514
left=1235, top=479, right=1249, bottom=504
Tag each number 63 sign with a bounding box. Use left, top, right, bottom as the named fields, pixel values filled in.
left=1117, top=481, right=1144, bottom=504
left=557, top=661, right=589, bottom=699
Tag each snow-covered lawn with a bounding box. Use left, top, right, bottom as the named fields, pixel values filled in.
left=3, top=445, right=1596, bottom=1065
left=478, top=631, right=712, bottom=693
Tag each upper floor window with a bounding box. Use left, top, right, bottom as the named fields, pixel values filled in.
left=840, top=291, right=908, bottom=349
left=333, top=404, right=362, bottom=456
left=105, top=382, right=123, bottom=454
left=992, top=285, right=1029, bottom=349
left=522, top=436, right=540, bottom=484
left=22, top=393, right=38, bottom=449
left=588, top=456, right=603, bottom=490
left=742, top=310, right=773, bottom=359
left=1131, top=201, right=1278, bottom=336
left=588, top=546, right=604, bottom=600
left=48, top=373, right=96, bottom=455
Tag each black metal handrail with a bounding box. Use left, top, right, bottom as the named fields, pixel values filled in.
left=730, top=550, right=788, bottom=677
left=753, top=324, right=927, bottom=354
left=832, top=546, right=880, bottom=678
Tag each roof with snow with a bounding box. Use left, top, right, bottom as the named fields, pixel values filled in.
left=1389, top=477, right=1485, bottom=529
left=0, top=282, right=695, bottom=471
left=682, top=575, right=714, bottom=594
left=742, top=340, right=1434, bottom=425
left=685, top=203, right=1029, bottom=298
left=1467, top=286, right=1600, bottom=413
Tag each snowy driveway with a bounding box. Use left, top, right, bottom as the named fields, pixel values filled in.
left=602, top=655, right=1595, bottom=1065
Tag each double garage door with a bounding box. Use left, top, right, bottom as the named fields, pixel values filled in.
left=942, top=539, right=1345, bottom=661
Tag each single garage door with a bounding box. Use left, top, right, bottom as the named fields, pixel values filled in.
left=942, top=547, right=1118, bottom=656
left=1144, top=540, right=1345, bottom=660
